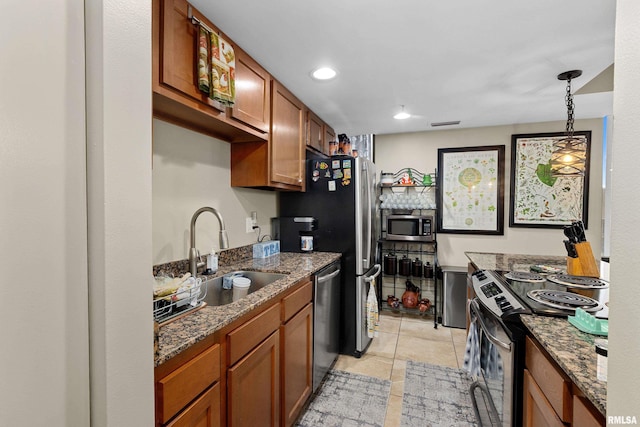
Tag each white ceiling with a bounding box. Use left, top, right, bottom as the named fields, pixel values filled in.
left=190, top=0, right=616, bottom=136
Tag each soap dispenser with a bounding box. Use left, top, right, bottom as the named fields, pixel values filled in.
left=205, top=249, right=218, bottom=275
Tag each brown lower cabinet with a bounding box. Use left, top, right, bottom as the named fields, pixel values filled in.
left=522, top=369, right=565, bottom=427
left=155, top=277, right=315, bottom=427
left=281, top=303, right=313, bottom=427
left=165, top=383, right=221, bottom=427
left=573, top=394, right=606, bottom=427
left=523, top=335, right=605, bottom=426
left=228, top=331, right=280, bottom=427
left=155, top=343, right=221, bottom=427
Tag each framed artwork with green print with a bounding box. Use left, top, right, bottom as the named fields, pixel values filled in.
left=509, top=131, right=591, bottom=228
left=437, top=145, right=505, bottom=235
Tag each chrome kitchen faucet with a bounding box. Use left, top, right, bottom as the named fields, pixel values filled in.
left=189, top=207, right=229, bottom=276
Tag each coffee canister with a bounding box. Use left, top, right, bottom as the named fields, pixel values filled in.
left=424, top=262, right=434, bottom=278
left=384, top=253, right=397, bottom=275
left=328, top=141, right=338, bottom=156
left=399, top=256, right=411, bottom=277
left=412, top=258, right=423, bottom=277
left=300, top=235, right=313, bottom=252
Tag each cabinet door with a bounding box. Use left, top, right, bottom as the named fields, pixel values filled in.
left=159, top=0, right=222, bottom=110
left=306, top=110, right=324, bottom=153
left=165, top=383, right=221, bottom=427
left=323, top=125, right=336, bottom=154
left=271, top=81, right=304, bottom=187
left=522, top=369, right=565, bottom=427
left=281, top=303, right=313, bottom=427
left=573, top=395, right=605, bottom=427
left=229, top=49, right=270, bottom=133
left=525, top=336, right=571, bottom=422
left=228, top=331, right=280, bottom=427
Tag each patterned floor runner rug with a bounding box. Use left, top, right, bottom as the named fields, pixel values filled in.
left=400, top=361, right=478, bottom=427
left=296, top=369, right=391, bottom=427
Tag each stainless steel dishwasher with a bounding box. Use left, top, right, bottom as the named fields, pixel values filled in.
left=312, top=261, right=341, bottom=392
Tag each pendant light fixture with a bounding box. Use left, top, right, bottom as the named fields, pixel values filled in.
left=393, top=105, right=410, bottom=120
left=550, top=70, right=587, bottom=176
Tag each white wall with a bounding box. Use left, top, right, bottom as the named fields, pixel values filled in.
left=608, top=0, right=640, bottom=421
left=376, top=118, right=604, bottom=267
left=0, top=1, right=90, bottom=426
left=85, top=1, right=155, bottom=426
left=152, top=119, right=278, bottom=264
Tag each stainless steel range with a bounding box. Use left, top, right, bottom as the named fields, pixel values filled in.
left=467, top=269, right=609, bottom=426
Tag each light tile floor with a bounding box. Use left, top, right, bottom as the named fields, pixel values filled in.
left=332, top=311, right=468, bottom=427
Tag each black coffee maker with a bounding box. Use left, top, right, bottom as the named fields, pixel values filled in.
left=274, top=216, right=318, bottom=252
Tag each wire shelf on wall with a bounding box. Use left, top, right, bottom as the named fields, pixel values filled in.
left=380, top=167, right=436, bottom=187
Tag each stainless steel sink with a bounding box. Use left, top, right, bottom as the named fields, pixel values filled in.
left=200, top=271, right=288, bottom=306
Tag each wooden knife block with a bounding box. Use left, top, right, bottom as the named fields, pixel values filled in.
left=566, top=242, right=600, bottom=278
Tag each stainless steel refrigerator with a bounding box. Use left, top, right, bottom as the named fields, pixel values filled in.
left=279, top=155, right=381, bottom=357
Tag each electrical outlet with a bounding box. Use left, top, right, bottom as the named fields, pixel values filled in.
left=245, top=218, right=254, bottom=233
left=251, top=211, right=258, bottom=227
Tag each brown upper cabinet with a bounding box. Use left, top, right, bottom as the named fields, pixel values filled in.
left=154, top=0, right=334, bottom=191
left=152, top=0, right=268, bottom=142
left=231, top=80, right=305, bottom=191
left=228, top=49, right=271, bottom=134
left=307, top=110, right=336, bottom=156
left=271, top=81, right=305, bottom=187
left=306, top=110, right=324, bottom=154
left=324, top=125, right=336, bottom=152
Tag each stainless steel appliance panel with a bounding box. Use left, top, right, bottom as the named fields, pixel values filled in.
left=441, top=266, right=468, bottom=328
left=313, top=261, right=341, bottom=392
left=354, top=157, right=377, bottom=275
left=469, top=299, right=516, bottom=426
left=386, top=214, right=434, bottom=242
left=468, top=270, right=531, bottom=427
left=278, top=154, right=378, bottom=357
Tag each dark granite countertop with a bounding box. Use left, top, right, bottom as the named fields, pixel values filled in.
left=521, top=315, right=606, bottom=415
left=155, top=251, right=341, bottom=366
left=465, top=251, right=566, bottom=272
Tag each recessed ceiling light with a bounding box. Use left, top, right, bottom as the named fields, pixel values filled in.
left=393, top=105, right=410, bottom=120
left=311, top=67, right=337, bottom=80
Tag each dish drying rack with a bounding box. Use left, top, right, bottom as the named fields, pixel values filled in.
left=153, top=276, right=207, bottom=324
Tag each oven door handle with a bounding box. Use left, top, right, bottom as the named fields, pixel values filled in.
left=469, top=299, right=512, bottom=352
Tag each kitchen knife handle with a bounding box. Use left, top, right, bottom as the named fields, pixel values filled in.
left=564, top=240, right=578, bottom=258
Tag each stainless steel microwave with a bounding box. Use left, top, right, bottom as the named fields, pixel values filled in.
left=386, top=215, right=434, bottom=242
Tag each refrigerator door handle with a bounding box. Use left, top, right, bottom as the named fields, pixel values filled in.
left=363, top=161, right=372, bottom=267
left=363, top=264, right=382, bottom=283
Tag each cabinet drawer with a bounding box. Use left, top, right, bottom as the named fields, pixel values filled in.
left=525, top=336, right=572, bottom=422
left=282, top=280, right=312, bottom=322
left=228, top=302, right=281, bottom=366
left=157, top=344, right=221, bottom=423
left=166, top=382, right=221, bottom=427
